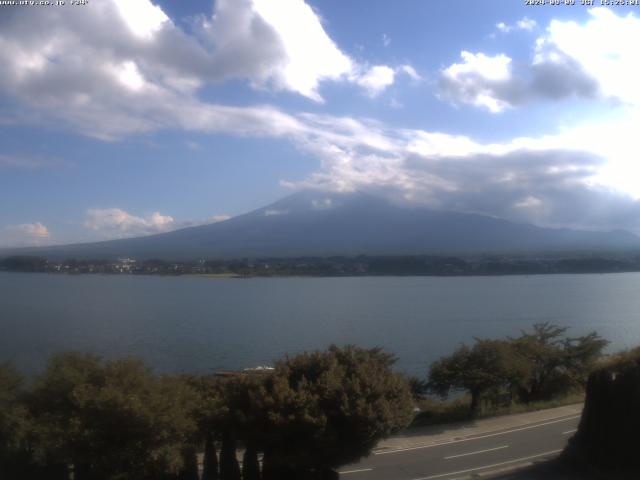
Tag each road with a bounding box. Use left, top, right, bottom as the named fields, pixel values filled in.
left=338, top=412, right=580, bottom=480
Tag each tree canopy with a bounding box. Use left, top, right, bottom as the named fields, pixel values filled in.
left=27, top=353, right=199, bottom=480
left=250, top=345, right=413, bottom=479
left=428, top=323, right=608, bottom=415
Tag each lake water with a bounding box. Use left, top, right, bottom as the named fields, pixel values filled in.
left=2, top=272, right=640, bottom=377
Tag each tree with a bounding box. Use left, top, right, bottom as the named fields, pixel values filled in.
left=428, top=324, right=609, bottom=413
left=28, top=352, right=199, bottom=480
left=258, top=345, right=414, bottom=478
left=563, top=332, right=609, bottom=388
left=0, top=363, right=37, bottom=479
left=513, top=323, right=607, bottom=402
left=429, top=339, right=530, bottom=415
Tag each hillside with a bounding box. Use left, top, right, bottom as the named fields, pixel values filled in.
left=2, top=191, right=639, bottom=260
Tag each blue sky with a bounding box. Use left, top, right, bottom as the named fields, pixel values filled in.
left=1, top=0, right=640, bottom=246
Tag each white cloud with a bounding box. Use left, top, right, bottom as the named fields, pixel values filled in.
left=496, top=17, right=537, bottom=33
left=112, top=0, right=169, bottom=38
left=517, top=17, right=537, bottom=31
left=496, top=22, right=511, bottom=33
left=198, top=0, right=353, bottom=101
left=2, top=2, right=640, bottom=234
left=3, top=223, right=50, bottom=247
left=400, top=65, right=421, bottom=82
left=444, top=9, right=639, bottom=112
left=439, top=51, right=513, bottom=112
left=276, top=109, right=640, bottom=232
left=538, top=8, right=640, bottom=106
left=382, top=33, right=391, bottom=47
left=0, top=0, right=408, bottom=141
left=84, top=209, right=175, bottom=238
left=353, top=65, right=396, bottom=97
left=83, top=208, right=231, bottom=240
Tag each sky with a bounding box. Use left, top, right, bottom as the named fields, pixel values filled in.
left=1, top=0, right=640, bottom=247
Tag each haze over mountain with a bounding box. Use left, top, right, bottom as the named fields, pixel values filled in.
left=2, top=191, right=639, bottom=260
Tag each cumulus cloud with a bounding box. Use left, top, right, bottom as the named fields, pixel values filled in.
left=83, top=208, right=230, bottom=239
left=0, top=0, right=409, bottom=140
left=2, top=223, right=50, bottom=247
left=496, top=17, right=537, bottom=33
left=439, top=51, right=514, bottom=112
left=441, top=8, right=640, bottom=112
left=517, top=17, right=538, bottom=31
left=2, top=2, right=639, bottom=235
left=281, top=111, right=640, bottom=233
left=0, top=0, right=417, bottom=140
left=439, top=49, right=599, bottom=113
left=351, top=64, right=421, bottom=97
left=352, top=65, right=396, bottom=97
left=537, top=8, right=640, bottom=106
left=197, top=0, right=353, bottom=101
left=84, top=209, right=175, bottom=238
left=496, top=22, right=511, bottom=33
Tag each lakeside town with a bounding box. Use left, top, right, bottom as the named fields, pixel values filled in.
left=2, top=253, right=640, bottom=277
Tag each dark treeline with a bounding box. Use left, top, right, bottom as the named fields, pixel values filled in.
left=0, top=346, right=414, bottom=480
left=3, top=253, right=640, bottom=276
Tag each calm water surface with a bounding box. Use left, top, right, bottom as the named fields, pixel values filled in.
left=2, top=272, right=640, bottom=376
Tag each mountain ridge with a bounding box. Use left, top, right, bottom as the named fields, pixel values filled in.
left=2, top=191, right=639, bottom=260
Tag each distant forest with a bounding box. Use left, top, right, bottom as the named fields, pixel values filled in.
left=2, top=253, right=640, bottom=277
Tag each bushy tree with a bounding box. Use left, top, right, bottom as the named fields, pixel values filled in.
left=28, top=352, right=199, bottom=480
left=428, top=324, right=608, bottom=414
left=257, top=345, right=414, bottom=478
left=429, top=339, right=529, bottom=415
left=513, top=323, right=607, bottom=402
left=0, top=363, right=37, bottom=478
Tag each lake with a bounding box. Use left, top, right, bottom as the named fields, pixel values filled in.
left=1, top=272, right=640, bottom=377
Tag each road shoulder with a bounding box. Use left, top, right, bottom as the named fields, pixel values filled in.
left=375, top=403, right=583, bottom=454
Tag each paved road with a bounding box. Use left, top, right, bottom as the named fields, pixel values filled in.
left=338, top=413, right=580, bottom=480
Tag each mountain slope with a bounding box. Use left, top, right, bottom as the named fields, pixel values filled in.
left=3, top=191, right=640, bottom=260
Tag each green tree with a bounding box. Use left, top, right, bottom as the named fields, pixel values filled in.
left=259, top=345, right=414, bottom=478
left=429, top=339, right=529, bottom=415
left=28, top=352, right=199, bottom=480
left=0, top=363, right=37, bottom=479
left=189, top=375, right=224, bottom=480
left=513, top=323, right=607, bottom=402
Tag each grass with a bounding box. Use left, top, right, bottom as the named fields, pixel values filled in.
left=411, top=391, right=584, bottom=428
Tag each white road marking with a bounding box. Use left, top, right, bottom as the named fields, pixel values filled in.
left=410, top=449, right=563, bottom=480
left=444, top=445, right=508, bottom=460
left=375, top=415, right=580, bottom=455
left=338, top=468, right=373, bottom=475
left=562, top=429, right=577, bottom=435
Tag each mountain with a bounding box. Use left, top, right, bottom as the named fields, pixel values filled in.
left=3, top=191, right=640, bottom=260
